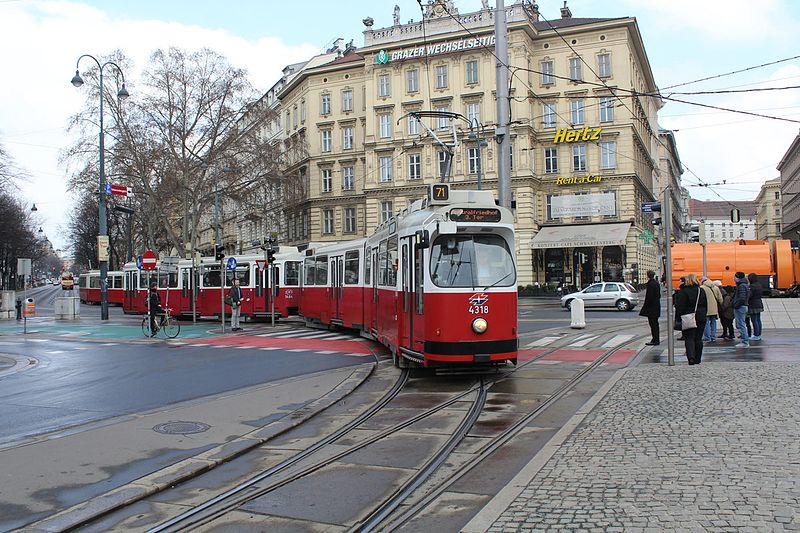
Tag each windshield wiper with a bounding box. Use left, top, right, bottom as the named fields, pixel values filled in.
left=483, top=271, right=512, bottom=291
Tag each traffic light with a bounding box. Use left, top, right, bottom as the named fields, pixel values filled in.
left=652, top=217, right=662, bottom=226
left=266, top=248, right=276, bottom=264
left=731, top=208, right=740, bottom=223
left=215, top=245, right=225, bottom=261
left=689, top=222, right=706, bottom=243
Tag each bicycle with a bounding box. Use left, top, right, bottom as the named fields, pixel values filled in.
left=142, top=308, right=181, bottom=338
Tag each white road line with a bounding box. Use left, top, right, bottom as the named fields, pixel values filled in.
left=569, top=335, right=598, bottom=347
left=320, top=334, right=354, bottom=341
left=100, top=343, right=118, bottom=346
left=267, top=331, right=321, bottom=339
left=190, top=343, right=209, bottom=347
left=27, top=339, right=48, bottom=343
left=235, top=346, right=252, bottom=349
left=314, top=350, right=338, bottom=354
left=346, top=353, right=370, bottom=357
left=526, top=336, right=560, bottom=347
left=602, top=334, right=635, bottom=348
left=287, top=348, right=309, bottom=352
left=311, top=332, right=349, bottom=340
left=259, top=347, right=281, bottom=351
left=45, top=350, right=64, bottom=354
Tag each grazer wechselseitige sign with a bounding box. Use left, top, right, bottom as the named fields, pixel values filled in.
left=375, top=34, right=496, bottom=64
left=449, top=208, right=502, bottom=222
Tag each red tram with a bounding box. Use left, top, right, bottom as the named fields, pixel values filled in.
left=78, top=271, right=124, bottom=305
left=300, top=185, right=518, bottom=368
left=121, top=252, right=301, bottom=319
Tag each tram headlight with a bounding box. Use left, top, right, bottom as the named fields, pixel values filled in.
left=472, top=317, right=488, bottom=334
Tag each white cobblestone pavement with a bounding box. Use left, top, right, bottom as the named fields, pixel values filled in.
left=477, top=363, right=800, bottom=532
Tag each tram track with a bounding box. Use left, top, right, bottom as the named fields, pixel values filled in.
left=373, top=331, right=646, bottom=532
left=70, top=323, right=644, bottom=532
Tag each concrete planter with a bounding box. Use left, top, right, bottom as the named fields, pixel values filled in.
left=55, top=297, right=81, bottom=320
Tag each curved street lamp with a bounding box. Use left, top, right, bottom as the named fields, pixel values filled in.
left=70, top=54, right=129, bottom=321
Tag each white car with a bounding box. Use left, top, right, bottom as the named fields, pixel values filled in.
left=560, top=282, right=639, bottom=311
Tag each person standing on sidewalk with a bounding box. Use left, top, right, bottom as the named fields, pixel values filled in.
left=228, top=278, right=244, bottom=331
left=675, top=273, right=708, bottom=365
left=639, top=270, right=661, bottom=345
left=747, top=273, right=764, bottom=341
left=701, top=277, right=722, bottom=342
left=719, top=284, right=735, bottom=340
left=733, top=271, right=751, bottom=348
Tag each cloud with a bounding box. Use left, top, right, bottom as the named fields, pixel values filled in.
left=620, top=0, right=794, bottom=43
left=0, top=0, right=318, bottom=248
left=660, top=64, right=800, bottom=201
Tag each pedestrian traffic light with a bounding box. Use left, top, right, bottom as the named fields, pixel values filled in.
left=215, top=245, right=225, bottom=261
left=266, top=248, right=275, bottom=264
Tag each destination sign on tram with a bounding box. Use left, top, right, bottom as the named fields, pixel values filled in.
left=449, top=208, right=502, bottom=222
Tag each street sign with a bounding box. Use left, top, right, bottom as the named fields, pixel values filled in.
left=106, top=183, right=130, bottom=197
left=17, top=258, right=31, bottom=277
left=159, top=265, right=178, bottom=273
left=142, top=250, right=157, bottom=270
left=641, top=202, right=661, bottom=213
left=136, top=255, right=144, bottom=269
left=226, top=257, right=238, bottom=270
left=97, top=235, right=109, bottom=262
left=161, top=256, right=180, bottom=266
left=256, top=259, right=267, bottom=272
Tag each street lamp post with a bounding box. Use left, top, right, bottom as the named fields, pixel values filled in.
left=71, top=54, right=129, bottom=321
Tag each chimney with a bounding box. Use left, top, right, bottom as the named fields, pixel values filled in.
left=560, top=1, right=572, bottom=19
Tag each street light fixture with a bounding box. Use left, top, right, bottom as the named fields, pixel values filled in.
left=71, top=54, right=130, bottom=321
left=31, top=204, right=38, bottom=212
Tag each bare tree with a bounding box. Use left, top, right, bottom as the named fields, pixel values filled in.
left=66, top=48, right=285, bottom=259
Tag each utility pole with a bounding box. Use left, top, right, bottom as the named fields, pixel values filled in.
left=494, top=0, right=512, bottom=208
left=663, top=187, right=675, bottom=366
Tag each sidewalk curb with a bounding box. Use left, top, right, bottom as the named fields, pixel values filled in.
left=0, top=352, right=38, bottom=378
left=23, top=363, right=376, bottom=532
left=462, top=365, right=631, bottom=533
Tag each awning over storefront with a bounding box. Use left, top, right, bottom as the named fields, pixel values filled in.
left=530, top=222, right=631, bottom=249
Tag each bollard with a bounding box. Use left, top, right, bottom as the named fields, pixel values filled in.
left=570, top=298, right=586, bottom=329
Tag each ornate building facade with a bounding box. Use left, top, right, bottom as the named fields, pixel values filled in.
left=212, top=1, right=671, bottom=288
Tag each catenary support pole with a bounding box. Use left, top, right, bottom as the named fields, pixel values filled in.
left=494, top=0, right=512, bottom=209
left=220, top=256, right=225, bottom=333
left=664, top=187, right=675, bottom=366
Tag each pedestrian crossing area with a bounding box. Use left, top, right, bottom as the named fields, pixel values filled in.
left=181, top=327, right=378, bottom=358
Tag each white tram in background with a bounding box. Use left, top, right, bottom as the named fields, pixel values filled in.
left=300, top=184, right=518, bottom=367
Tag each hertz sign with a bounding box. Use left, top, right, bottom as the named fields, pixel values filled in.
left=553, top=127, right=603, bottom=143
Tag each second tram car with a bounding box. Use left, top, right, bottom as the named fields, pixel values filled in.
left=300, top=185, right=518, bottom=367
left=121, top=251, right=301, bottom=319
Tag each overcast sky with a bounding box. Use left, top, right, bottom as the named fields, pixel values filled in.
left=1, top=0, right=799, bottom=250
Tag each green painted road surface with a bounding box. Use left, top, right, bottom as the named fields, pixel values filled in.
left=0, top=319, right=228, bottom=341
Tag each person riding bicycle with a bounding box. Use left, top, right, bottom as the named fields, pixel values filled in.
left=148, top=283, right=163, bottom=337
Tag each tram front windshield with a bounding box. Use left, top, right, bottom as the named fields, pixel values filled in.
left=430, top=234, right=515, bottom=288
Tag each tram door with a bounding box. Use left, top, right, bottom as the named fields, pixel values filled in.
left=330, top=256, right=343, bottom=322
left=369, top=248, right=378, bottom=334
left=400, top=235, right=425, bottom=352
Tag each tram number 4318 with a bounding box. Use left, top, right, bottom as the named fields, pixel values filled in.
left=469, top=305, right=489, bottom=314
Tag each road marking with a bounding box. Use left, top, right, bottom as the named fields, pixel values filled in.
left=315, top=350, right=337, bottom=354
left=45, top=350, right=64, bottom=354
left=526, top=336, right=560, bottom=347
left=190, top=343, right=209, bottom=347
left=569, top=335, right=597, bottom=347
left=100, top=343, right=118, bottom=347
left=26, top=339, right=48, bottom=343
left=287, top=348, right=309, bottom=352
left=235, top=345, right=251, bottom=349
left=265, top=331, right=321, bottom=339
left=602, top=334, right=635, bottom=348
left=259, top=347, right=281, bottom=351
left=312, top=332, right=352, bottom=340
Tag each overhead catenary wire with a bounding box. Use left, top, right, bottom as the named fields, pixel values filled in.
left=660, top=54, right=800, bottom=90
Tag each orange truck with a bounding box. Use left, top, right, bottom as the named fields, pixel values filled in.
left=670, top=240, right=800, bottom=295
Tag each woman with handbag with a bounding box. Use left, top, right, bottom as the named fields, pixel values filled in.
left=674, top=273, right=708, bottom=365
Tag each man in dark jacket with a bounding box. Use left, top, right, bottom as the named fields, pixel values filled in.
left=148, top=283, right=162, bottom=337
left=732, top=271, right=750, bottom=347
left=639, top=270, right=661, bottom=345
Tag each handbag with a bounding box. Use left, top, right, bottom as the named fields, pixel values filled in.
left=224, top=296, right=232, bottom=306
left=680, top=289, right=701, bottom=330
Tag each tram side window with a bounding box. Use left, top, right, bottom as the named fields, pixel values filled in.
left=316, top=255, right=328, bottom=285
left=344, top=250, right=359, bottom=285
left=304, top=258, right=316, bottom=286
left=140, top=271, right=154, bottom=289
left=90, top=276, right=100, bottom=289
left=113, top=276, right=123, bottom=289
left=386, top=236, right=398, bottom=287
left=158, top=272, right=178, bottom=288
left=378, top=240, right=388, bottom=286
left=203, top=267, right=222, bottom=288
left=364, top=247, right=371, bottom=284
left=285, top=261, right=300, bottom=286
left=225, top=267, right=249, bottom=287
